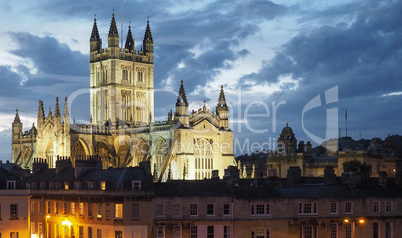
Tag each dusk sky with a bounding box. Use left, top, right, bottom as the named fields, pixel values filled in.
left=0, top=0, right=401, bottom=160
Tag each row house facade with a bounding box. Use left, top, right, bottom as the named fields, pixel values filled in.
left=2, top=158, right=402, bottom=238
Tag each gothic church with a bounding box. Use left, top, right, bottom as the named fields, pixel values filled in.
left=11, top=13, right=235, bottom=181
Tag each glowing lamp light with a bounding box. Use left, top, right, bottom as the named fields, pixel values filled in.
left=62, top=219, right=72, bottom=227
left=344, top=219, right=350, bottom=223
left=359, top=219, right=365, bottom=224
left=31, top=234, right=38, bottom=238
left=46, top=215, right=50, bottom=219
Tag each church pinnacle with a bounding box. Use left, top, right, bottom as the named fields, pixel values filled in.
left=124, top=24, right=135, bottom=52
left=217, top=85, right=227, bottom=108
left=55, top=97, right=61, bottom=118
left=13, top=109, right=21, bottom=124
left=90, top=16, right=100, bottom=41
left=176, top=80, right=188, bottom=106
left=108, top=12, right=119, bottom=36
left=143, top=18, right=153, bottom=43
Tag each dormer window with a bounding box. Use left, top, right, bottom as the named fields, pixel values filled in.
left=64, top=182, right=69, bottom=190
left=40, top=182, right=46, bottom=189
left=132, top=181, right=141, bottom=190
left=49, top=182, right=55, bottom=189
left=55, top=182, right=62, bottom=189
left=7, top=181, right=16, bottom=190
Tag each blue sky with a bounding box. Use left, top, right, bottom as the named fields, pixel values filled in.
left=0, top=0, right=401, bottom=160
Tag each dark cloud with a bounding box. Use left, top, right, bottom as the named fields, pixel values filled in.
left=9, top=32, right=88, bottom=77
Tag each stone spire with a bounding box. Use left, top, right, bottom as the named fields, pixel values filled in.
left=176, top=80, right=188, bottom=106
left=124, top=24, right=135, bottom=52
left=90, top=16, right=100, bottom=41
left=48, top=107, right=53, bottom=118
left=63, top=97, right=69, bottom=118
left=175, top=80, right=189, bottom=127
left=90, top=16, right=101, bottom=52
left=143, top=19, right=153, bottom=43
left=143, top=18, right=154, bottom=56
left=108, top=12, right=119, bottom=36
left=108, top=12, right=119, bottom=48
left=216, top=85, right=229, bottom=129
left=54, top=97, right=61, bottom=118
left=217, top=85, right=227, bottom=108
left=13, top=109, right=21, bottom=124
left=38, top=100, right=45, bottom=125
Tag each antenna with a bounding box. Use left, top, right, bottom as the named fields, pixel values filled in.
left=121, top=0, right=123, bottom=51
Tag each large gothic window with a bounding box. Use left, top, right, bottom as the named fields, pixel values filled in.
left=121, top=91, right=132, bottom=122
left=71, top=141, right=87, bottom=165
left=194, top=138, right=213, bottom=179
left=155, top=140, right=168, bottom=179
left=135, top=92, right=146, bottom=124
left=134, top=139, right=149, bottom=166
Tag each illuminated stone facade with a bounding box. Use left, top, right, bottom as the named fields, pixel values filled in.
left=11, top=13, right=235, bottom=181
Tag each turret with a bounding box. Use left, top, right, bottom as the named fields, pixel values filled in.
left=143, top=19, right=153, bottom=62
left=37, top=100, right=45, bottom=128
left=124, top=24, right=135, bottom=53
left=175, top=80, right=189, bottom=127
left=216, top=85, right=229, bottom=129
left=54, top=97, right=61, bottom=123
left=63, top=97, right=70, bottom=133
left=12, top=109, right=22, bottom=141
left=108, top=12, right=120, bottom=52
left=90, top=16, right=102, bottom=53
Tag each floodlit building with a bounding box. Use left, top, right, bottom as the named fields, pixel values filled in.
left=11, top=12, right=235, bottom=182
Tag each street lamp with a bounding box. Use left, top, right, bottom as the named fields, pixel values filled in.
left=344, top=218, right=366, bottom=238
left=62, top=219, right=72, bottom=238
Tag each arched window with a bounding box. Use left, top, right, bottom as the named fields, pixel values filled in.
left=194, top=139, right=213, bottom=179
left=137, top=71, right=143, bottom=82
left=71, top=140, right=87, bottom=165
left=155, top=140, right=168, bottom=178
left=122, top=68, right=129, bottom=81
left=134, top=140, right=149, bottom=166
left=121, top=91, right=132, bottom=122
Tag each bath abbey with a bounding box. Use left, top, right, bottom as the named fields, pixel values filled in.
left=11, top=14, right=235, bottom=181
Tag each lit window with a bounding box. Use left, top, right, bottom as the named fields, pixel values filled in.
left=10, top=204, right=18, bottom=219
left=31, top=201, right=35, bottom=214
left=97, top=204, right=102, bottom=218
left=79, top=202, right=84, bottom=216
left=100, top=181, right=106, bottom=190
left=115, top=204, right=123, bottom=218
left=70, top=202, right=75, bottom=215
left=115, top=230, right=123, bottom=238
left=64, top=182, right=69, bottom=190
